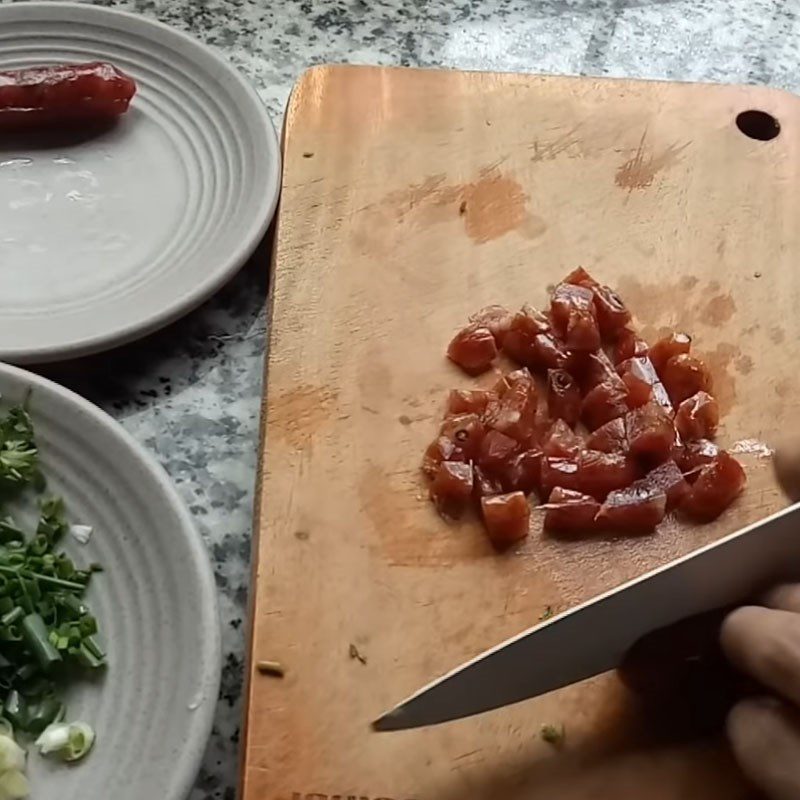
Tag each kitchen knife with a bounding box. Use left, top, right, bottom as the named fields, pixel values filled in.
left=373, top=502, right=800, bottom=732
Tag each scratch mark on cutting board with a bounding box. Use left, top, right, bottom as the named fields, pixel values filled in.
left=615, top=129, right=690, bottom=191
left=529, top=124, right=582, bottom=162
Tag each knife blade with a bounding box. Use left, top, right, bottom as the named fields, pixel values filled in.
left=373, top=502, right=800, bottom=732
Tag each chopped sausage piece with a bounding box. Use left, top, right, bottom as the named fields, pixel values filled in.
left=446, top=388, right=496, bottom=416
left=493, top=367, right=535, bottom=397
left=501, top=306, right=551, bottom=366
left=582, top=380, right=629, bottom=431
left=649, top=333, right=692, bottom=375
left=484, top=378, right=538, bottom=444
left=661, top=354, right=713, bottom=406
left=430, top=461, right=473, bottom=518
left=617, top=356, right=671, bottom=411
left=478, top=429, right=521, bottom=472
left=550, top=283, right=601, bottom=352
left=681, top=452, right=746, bottom=522
left=469, top=305, right=514, bottom=345
left=639, top=460, right=689, bottom=509
left=542, top=419, right=583, bottom=458
left=501, top=449, right=543, bottom=494
left=583, top=350, right=626, bottom=393
left=578, top=450, right=639, bottom=501
left=678, top=439, right=721, bottom=477
left=592, top=285, right=632, bottom=337
left=447, top=325, right=498, bottom=375
left=596, top=484, right=667, bottom=532
left=531, top=332, right=571, bottom=371
left=422, top=436, right=458, bottom=478
left=586, top=417, right=629, bottom=454
left=481, top=492, right=530, bottom=547
left=675, top=391, right=719, bottom=441
left=472, top=465, right=505, bottom=501
left=541, top=455, right=582, bottom=496
left=563, top=267, right=599, bottom=288
left=547, top=369, right=581, bottom=427
left=439, top=413, right=486, bottom=461
left=626, top=401, right=676, bottom=464
left=543, top=487, right=601, bottom=533
left=428, top=271, right=745, bottom=542
left=613, top=327, right=649, bottom=365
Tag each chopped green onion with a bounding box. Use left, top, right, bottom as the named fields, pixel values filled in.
left=0, top=768, right=30, bottom=800
left=27, top=697, right=64, bottom=736
left=0, top=732, right=24, bottom=773
left=1, top=694, right=25, bottom=735
left=36, top=721, right=94, bottom=762
left=21, top=614, right=61, bottom=672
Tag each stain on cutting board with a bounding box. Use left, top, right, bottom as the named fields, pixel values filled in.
left=359, top=166, right=546, bottom=247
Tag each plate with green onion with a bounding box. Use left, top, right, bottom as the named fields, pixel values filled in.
left=0, top=363, right=220, bottom=800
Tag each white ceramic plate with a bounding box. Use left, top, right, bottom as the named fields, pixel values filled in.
left=0, top=362, right=221, bottom=799
left=0, top=2, right=280, bottom=363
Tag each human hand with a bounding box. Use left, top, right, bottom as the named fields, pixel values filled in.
left=722, top=584, right=800, bottom=800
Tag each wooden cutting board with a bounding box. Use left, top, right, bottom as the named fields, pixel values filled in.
left=242, top=65, right=800, bottom=800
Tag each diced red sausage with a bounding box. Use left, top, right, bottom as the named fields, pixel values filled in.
left=613, top=327, right=649, bottom=365
left=542, top=419, right=583, bottom=458
left=582, top=380, right=629, bottom=431
left=430, top=461, right=473, bottom=518
left=586, top=417, right=629, bottom=454
left=681, top=452, right=746, bottom=522
left=481, top=492, right=530, bottom=547
left=501, top=306, right=551, bottom=366
left=597, top=484, right=667, bottom=532
left=547, top=368, right=581, bottom=427
left=469, top=305, right=513, bottom=345
left=500, top=449, right=544, bottom=495
left=543, top=487, right=600, bottom=533
left=439, top=413, right=486, bottom=461
left=639, top=460, right=689, bottom=509
left=551, top=283, right=601, bottom=352
left=626, top=401, right=676, bottom=463
left=649, top=333, right=692, bottom=375
left=678, top=439, right=721, bottom=478
left=578, top=450, right=639, bottom=501
left=478, top=429, right=521, bottom=472
left=447, top=325, right=497, bottom=375
left=446, top=388, right=496, bottom=416
left=675, top=391, right=719, bottom=440
left=661, top=354, right=713, bottom=406
left=484, top=379, right=538, bottom=444
left=472, top=465, right=505, bottom=501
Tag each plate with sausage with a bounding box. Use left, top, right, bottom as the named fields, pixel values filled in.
left=0, top=2, right=280, bottom=363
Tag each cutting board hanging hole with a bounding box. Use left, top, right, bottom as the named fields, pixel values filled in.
left=736, top=109, right=780, bottom=140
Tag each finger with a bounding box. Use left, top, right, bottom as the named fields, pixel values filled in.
left=721, top=606, right=800, bottom=707
left=763, top=584, right=800, bottom=614
left=728, top=696, right=800, bottom=800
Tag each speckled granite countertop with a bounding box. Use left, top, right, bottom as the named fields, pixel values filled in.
left=7, top=0, right=800, bottom=797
